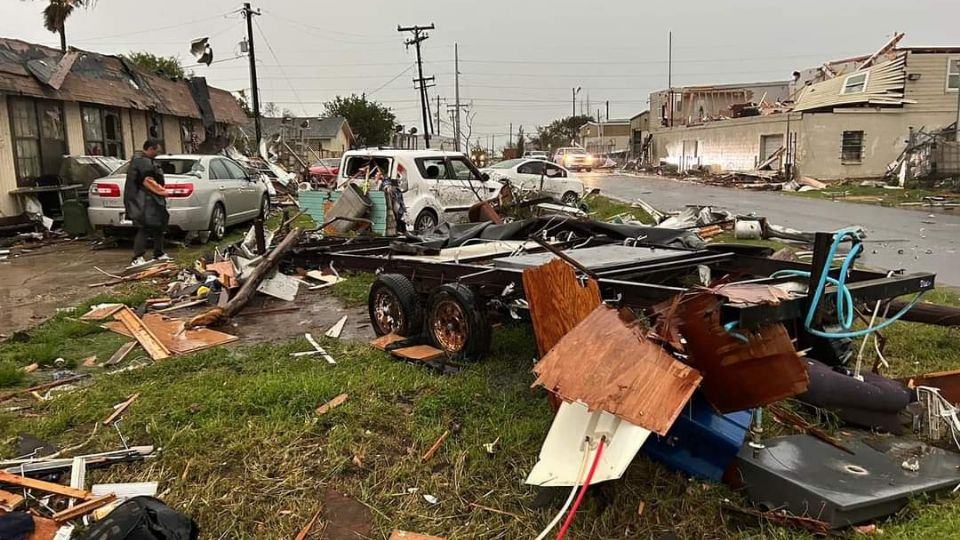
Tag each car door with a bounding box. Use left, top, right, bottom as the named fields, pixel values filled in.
left=516, top=160, right=546, bottom=191
left=444, top=157, right=483, bottom=211
left=208, top=158, right=244, bottom=223
left=222, top=158, right=260, bottom=220
left=416, top=157, right=457, bottom=209
left=540, top=162, right=569, bottom=198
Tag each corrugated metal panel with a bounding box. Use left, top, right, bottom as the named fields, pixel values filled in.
left=794, top=55, right=911, bottom=112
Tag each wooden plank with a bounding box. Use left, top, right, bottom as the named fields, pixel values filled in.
left=141, top=314, right=238, bottom=355
left=103, top=393, right=140, bottom=425
left=104, top=341, right=137, bottom=367
left=0, top=470, right=91, bottom=499
left=0, top=374, right=88, bottom=403
left=390, top=531, right=447, bottom=540
left=370, top=333, right=405, bottom=351
left=316, top=393, right=349, bottom=416
left=80, top=304, right=124, bottom=321
left=52, top=493, right=116, bottom=523
left=532, top=305, right=702, bottom=436
left=205, top=261, right=239, bottom=289
left=113, top=307, right=170, bottom=360
left=294, top=508, right=322, bottom=540
left=522, top=258, right=602, bottom=356
left=391, top=345, right=444, bottom=362
left=104, top=320, right=133, bottom=338
left=0, top=488, right=25, bottom=510
left=675, top=293, right=809, bottom=413
left=28, top=516, right=60, bottom=540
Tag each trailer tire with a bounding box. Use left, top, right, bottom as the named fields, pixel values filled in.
left=426, top=283, right=491, bottom=361
left=368, top=274, right=423, bottom=337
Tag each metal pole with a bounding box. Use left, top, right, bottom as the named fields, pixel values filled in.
left=436, top=94, right=441, bottom=137
left=244, top=3, right=262, bottom=149
left=572, top=88, right=576, bottom=117
left=955, top=61, right=960, bottom=140
left=400, top=24, right=435, bottom=149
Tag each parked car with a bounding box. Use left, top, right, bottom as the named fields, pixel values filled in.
left=308, top=157, right=341, bottom=188
left=553, top=147, right=595, bottom=171
left=523, top=150, right=549, bottom=160
left=337, top=149, right=500, bottom=232
left=87, top=154, right=270, bottom=241
left=482, top=159, right=584, bottom=205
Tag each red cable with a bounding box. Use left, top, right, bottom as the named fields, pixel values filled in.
left=555, top=436, right=606, bottom=540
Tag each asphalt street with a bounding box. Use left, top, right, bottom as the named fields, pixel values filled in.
left=579, top=173, right=960, bottom=285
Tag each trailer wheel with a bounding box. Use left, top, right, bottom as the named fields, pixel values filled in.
left=368, top=274, right=423, bottom=337
left=426, top=283, right=491, bottom=361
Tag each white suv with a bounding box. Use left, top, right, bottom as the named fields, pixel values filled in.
left=336, top=149, right=501, bottom=232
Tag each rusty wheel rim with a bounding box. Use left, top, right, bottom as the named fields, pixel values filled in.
left=373, top=289, right=404, bottom=334
left=431, top=299, right=468, bottom=352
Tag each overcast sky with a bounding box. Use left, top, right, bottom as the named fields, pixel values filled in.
left=3, top=0, right=957, bottom=147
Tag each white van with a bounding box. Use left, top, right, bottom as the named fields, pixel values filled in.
left=336, top=149, right=501, bottom=232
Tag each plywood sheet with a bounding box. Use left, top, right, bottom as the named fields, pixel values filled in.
left=114, top=307, right=170, bottom=360
left=141, top=314, right=238, bottom=355
left=391, top=345, right=444, bottom=362
left=532, top=305, right=701, bottom=435
left=104, top=321, right=133, bottom=338
left=369, top=333, right=405, bottom=351
left=205, top=261, right=239, bottom=289
left=676, top=293, right=808, bottom=413
left=80, top=304, right=124, bottom=320
left=522, top=258, right=601, bottom=356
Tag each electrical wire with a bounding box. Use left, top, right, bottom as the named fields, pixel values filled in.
left=253, top=18, right=308, bottom=116
left=533, top=440, right=593, bottom=540
left=366, top=64, right=416, bottom=97
left=555, top=436, right=606, bottom=540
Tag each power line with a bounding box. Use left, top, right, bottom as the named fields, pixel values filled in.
left=254, top=17, right=308, bottom=116
left=365, top=64, right=416, bottom=96
left=71, top=10, right=241, bottom=43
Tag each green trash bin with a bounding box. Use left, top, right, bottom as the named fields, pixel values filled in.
left=62, top=199, right=92, bottom=236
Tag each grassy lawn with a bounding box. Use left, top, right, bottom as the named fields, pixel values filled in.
left=584, top=195, right=655, bottom=223
left=785, top=183, right=955, bottom=207
left=3, top=207, right=960, bottom=538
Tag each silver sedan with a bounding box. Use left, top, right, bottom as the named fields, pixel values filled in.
left=87, top=154, right=270, bottom=240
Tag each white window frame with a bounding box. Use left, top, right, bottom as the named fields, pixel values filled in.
left=841, top=72, right=869, bottom=95
left=946, top=57, right=960, bottom=92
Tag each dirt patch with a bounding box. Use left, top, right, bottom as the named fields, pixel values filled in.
left=0, top=241, right=131, bottom=336
left=320, top=489, right=374, bottom=539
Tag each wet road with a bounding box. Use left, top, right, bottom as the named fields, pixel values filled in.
left=580, top=173, right=960, bottom=285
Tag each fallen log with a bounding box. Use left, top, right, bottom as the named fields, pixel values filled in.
left=886, top=299, right=960, bottom=327
left=187, top=228, right=304, bottom=328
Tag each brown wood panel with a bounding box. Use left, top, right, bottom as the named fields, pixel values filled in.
left=532, top=305, right=702, bottom=435
left=0, top=470, right=91, bottom=499
left=391, top=345, right=444, bottom=362
left=901, top=369, right=960, bottom=404
left=676, top=293, right=808, bottom=413
left=370, top=333, right=406, bottom=351
left=390, top=532, right=447, bottom=540
left=114, top=307, right=170, bottom=360
left=141, top=314, right=238, bottom=355
left=0, top=488, right=24, bottom=510
left=522, top=258, right=602, bottom=356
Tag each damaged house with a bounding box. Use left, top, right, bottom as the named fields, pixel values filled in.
left=649, top=34, right=960, bottom=181
left=0, top=37, right=247, bottom=218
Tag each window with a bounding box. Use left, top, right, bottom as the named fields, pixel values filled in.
left=544, top=164, right=567, bottom=178
left=8, top=97, right=66, bottom=186
left=154, top=159, right=201, bottom=175
left=518, top=161, right=544, bottom=175
left=841, top=72, right=869, bottom=95
left=841, top=130, right=864, bottom=163
left=948, top=58, right=960, bottom=91
left=222, top=159, right=248, bottom=179
left=208, top=159, right=231, bottom=180
left=147, top=111, right=164, bottom=140
left=81, top=105, right=124, bottom=157
left=416, top=158, right=448, bottom=179
left=448, top=158, right=477, bottom=180
left=181, top=118, right=196, bottom=153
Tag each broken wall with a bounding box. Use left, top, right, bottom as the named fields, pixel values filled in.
left=796, top=110, right=956, bottom=180
left=650, top=114, right=790, bottom=172
left=0, top=94, right=16, bottom=216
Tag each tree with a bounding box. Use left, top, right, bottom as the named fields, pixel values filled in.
left=37, top=0, right=94, bottom=52
left=529, top=114, right=594, bottom=154
left=123, top=51, right=186, bottom=79
left=324, top=94, right=396, bottom=147
left=516, top=125, right=525, bottom=156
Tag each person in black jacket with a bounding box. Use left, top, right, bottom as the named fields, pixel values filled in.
left=124, top=139, right=170, bottom=267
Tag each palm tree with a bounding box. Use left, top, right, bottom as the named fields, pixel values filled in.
left=39, top=0, right=93, bottom=52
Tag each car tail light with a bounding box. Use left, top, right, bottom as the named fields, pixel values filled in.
left=92, top=182, right=121, bottom=197
left=165, top=183, right=194, bottom=198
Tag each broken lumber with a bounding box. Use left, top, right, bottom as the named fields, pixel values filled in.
left=103, top=393, right=140, bottom=425
left=113, top=307, right=170, bottom=360
left=531, top=305, right=702, bottom=435
left=886, top=299, right=960, bottom=327
left=316, top=393, right=348, bottom=415
left=88, top=263, right=176, bottom=288
left=52, top=493, right=116, bottom=523
left=522, top=258, right=602, bottom=356
left=188, top=227, right=304, bottom=328
left=0, top=488, right=25, bottom=510
left=390, top=532, right=447, bottom=540
left=0, top=374, right=88, bottom=403
left=104, top=341, right=137, bottom=367
left=0, top=470, right=91, bottom=499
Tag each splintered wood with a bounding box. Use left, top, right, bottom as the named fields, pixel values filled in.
left=522, top=258, right=602, bottom=355
left=531, top=305, right=702, bottom=435
left=676, top=293, right=808, bottom=413
left=113, top=307, right=170, bottom=360
left=316, top=393, right=349, bottom=416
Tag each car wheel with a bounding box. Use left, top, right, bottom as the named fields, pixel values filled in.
left=258, top=195, right=270, bottom=219
left=208, top=203, right=226, bottom=241
left=561, top=191, right=580, bottom=205
left=414, top=209, right=438, bottom=234
left=368, top=274, right=423, bottom=337
left=426, top=283, right=491, bottom=361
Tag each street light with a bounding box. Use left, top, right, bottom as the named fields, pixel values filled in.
left=572, top=86, right=581, bottom=117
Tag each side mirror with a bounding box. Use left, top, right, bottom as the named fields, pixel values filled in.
left=481, top=172, right=490, bottom=182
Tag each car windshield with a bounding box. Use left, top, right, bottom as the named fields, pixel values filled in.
left=489, top=159, right=523, bottom=169
left=560, top=148, right=587, bottom=155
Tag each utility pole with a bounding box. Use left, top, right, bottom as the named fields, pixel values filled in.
left=454, top=43, right=462, bottom=151
left=509, top=122, right=513, bottom=149
left=436, top=95, right=441, bottom=137
left=606, top=100, right=610, bottom=122
left=243, top=2, right=263, bottom=149
left=399, top=23, right=435, bottom=148
left=571, top=86, right=581, bottom=117
left=667, top=31, right=673, bottom=128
